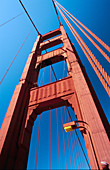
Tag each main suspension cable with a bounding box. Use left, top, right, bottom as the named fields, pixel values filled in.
left=18, top=0, right=40, bottom=35
left=55, top=3, right=110, bottom=96
left=55, top=0, right=110, bottom=53
left=0, top=13, right=23, bottom=27
left=57, top=3, right=110, bottom=63
left=56, top=3, right=110, bottom=86
left=52, top=0, right=62, bottom=26
left=0, top=28, right=33, bottom=85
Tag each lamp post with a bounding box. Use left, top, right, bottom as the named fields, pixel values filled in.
left=63, top=120, right=102, bottom=169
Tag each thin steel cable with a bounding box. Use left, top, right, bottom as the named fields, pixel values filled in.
left=0, top=13, right=23, bottom=27
left=66, top=107, right=80, bottom=169
left=51, top=65, right=57, bottom=81
left=50, top=52, right=90, bottom=167
left=0, top=28, right=33, bottom=85
left=18, top=0, right=40, bottom=34
left=42, top=68, right=45, bottom=85
left=56, top=108, right=60, bottom=169
left=45, top=49, right=57, bottom=81
left=65, top=105, right=72, bottom=121
left=35, top=68, right=45, bottom=170
left=50, top=62, right=73, bottom=169
left=63, top=60, right=66, bottom=78
left=55, top=0, right=110, bottom=53
left=71, top=130, right=79, bottom=169
left=49, top=66, right=51, bottom=169
left=75, top=129, right=91, bottom=169
left=60, top=107, right=67, bottom=170
left=45, top=19, right=91, bottom=166
left=70, top=132, right=76, bottom=169
left=38, top=56, right=44, bottom=85
left=35, top=114, right=41, bottom=170
left=66, top=109, right=76, bottom=169
left=64, top=107, right=72, bottom=170
left=57, top=3, right=110, bottom=63
left=65, top=106, right=79, bottom=169
left=49, top=109, right=51, bottom=169
left=56, top=4, right=110, bottom=96
left=65, top=105, right=90, bottom=169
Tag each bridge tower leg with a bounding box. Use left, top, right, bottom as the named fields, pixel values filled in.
left=0, top=26, right=110, bottom=169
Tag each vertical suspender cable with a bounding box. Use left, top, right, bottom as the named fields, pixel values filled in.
left=60, top=107, right=67, bottom=170
left=66, top=109, right=76, bottom=170
left=49, top=110, right=51, bottom=169
left=75, top=129, right=91, bottom=169
left=50, top=64, right=60, bottom=169
left=71, top=135, right=77, bottom=169
left=49, top=46, right=90, bottom=168
left=35, top=115, right=41, bottom=170
left=64, top=107, right=72, bottom=170
left=63, top=60, right=66, bottom=78
left=35, top=68, right=45, bottom=170
left=65, top=106, right=79, bottom=169
left=65, top=105, right=90, bottom=169
left=66, top=109, right=82, bottom=169
left=49, top=66, right=51, bottom=169
left=46, top=18, right=90, bottom=167
left=65, top=105, right=72, bottom=121
left=51, top=65, right=57, bottom=81
left=42, top=68, right=45, bottom=84
left=71, top=130, right=79, bottom=169
left=56, top=108, right=60, bottom=169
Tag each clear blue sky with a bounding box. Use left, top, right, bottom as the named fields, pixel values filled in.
left=0, top=0, right=110, bottom=169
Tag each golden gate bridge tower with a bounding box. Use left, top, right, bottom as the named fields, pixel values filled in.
left=0, top=0, right=110, bottom=169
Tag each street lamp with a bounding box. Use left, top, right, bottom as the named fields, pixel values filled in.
left=63, top=120, right=102, bottom=169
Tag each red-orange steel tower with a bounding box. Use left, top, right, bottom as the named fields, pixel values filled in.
left=0, top=26, right=110, bottom=169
